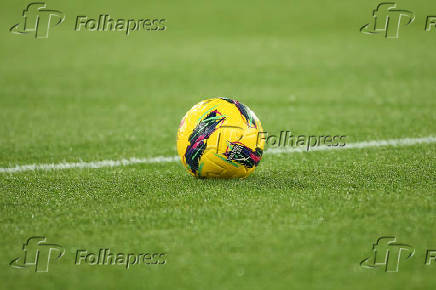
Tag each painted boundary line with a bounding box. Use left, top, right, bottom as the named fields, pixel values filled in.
left=0, top=136, right=435, bottom=174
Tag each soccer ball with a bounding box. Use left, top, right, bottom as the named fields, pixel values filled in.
left=177, top=98, right=265, bottom=178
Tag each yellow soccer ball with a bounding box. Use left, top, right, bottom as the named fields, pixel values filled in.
left=177, top=98, right=265, bottom=178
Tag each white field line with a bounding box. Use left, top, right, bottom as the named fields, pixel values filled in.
left=265, top=136, right=436, bottom=154
left=0, top=136, right=435, bottom=174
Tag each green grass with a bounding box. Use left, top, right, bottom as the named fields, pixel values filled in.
left=1, top=0, right=436, bottom=289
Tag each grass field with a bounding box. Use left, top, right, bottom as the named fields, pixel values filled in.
left=1, top=0, right=436, bottom=289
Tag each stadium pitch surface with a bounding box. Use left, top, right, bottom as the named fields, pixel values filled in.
left=1, top=0, right=435, bottom=289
